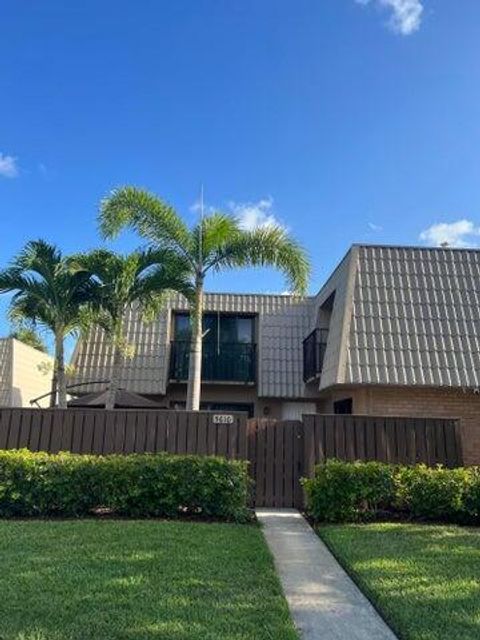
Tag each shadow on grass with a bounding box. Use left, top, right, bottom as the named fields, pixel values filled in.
left=0, top=520, right=298, bottom=640
left=320, top=523, right=480, bottom=640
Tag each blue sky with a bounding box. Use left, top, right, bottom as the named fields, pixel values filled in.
left=1, top=0, right=480, bottom=340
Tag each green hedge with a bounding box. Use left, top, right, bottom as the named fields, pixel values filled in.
left=0, top=449, right=251, bottom=521
left=303, top=459, right=480, bottom=524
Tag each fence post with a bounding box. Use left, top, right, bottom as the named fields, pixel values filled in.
left=295, top=420, right=305, bottom=508
left=302, top=414, right=315, bottom=479
left=453, top=419, right=464, bottom=466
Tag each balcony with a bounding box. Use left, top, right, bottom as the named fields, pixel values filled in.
left=303, top=328, right=328, bottom=382
left=169, top=341, right=256, bottom=383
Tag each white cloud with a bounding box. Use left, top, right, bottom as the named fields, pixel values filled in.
left=189, top=195, right=285, bottom=231
left=189, top=198, right=215, bottom=215
left=0, top=153, right=19, bottom=178
left=368, top=222, right=383, bottom=232
left=356, top=0, right=424, bottom=35
left=419, top=219, right=480, bottom=248
left=228, top=197, right=284, bottom=231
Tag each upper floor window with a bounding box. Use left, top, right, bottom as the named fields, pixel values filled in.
left=173, top=313, right=254, bottom=344
left=303, top=291, right=335, bottom=383
left=303, top=328, right=328, bottom=382
left=170, top=313, right=257, bottom=383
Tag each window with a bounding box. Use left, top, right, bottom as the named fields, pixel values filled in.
left=333, top=398, right=353, bottom=414
left=174, top=314, right=191, bottom=340
left=173, top=313, right=254, bottom=344
left=303, top=291, right=335, bottom=382
left=170, top=313, right=257, bottom=382
left=303, top=328, right=328, bottom=382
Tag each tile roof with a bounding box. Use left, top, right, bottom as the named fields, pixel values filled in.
left=72, top=243, right=480, bottom=398
left=320, top=244, right=480, bottom=389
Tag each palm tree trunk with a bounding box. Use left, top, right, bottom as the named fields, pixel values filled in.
left=55, top=330, right=67, bottom=409
left=49, top=371, right=57, bottom=408
left=186, top=276, right=204, bottom=411
left=106, top=342, right=123, bottom=411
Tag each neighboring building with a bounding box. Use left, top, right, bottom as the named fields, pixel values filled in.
left=0, top=338, right=53, bottom=408
left=306, top=244, right=480, bottom=464
left=71, top=244, right=480, bottom=462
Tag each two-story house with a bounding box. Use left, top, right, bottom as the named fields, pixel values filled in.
left=72, top=243, right=480, bottom=463
left=72, top=291, right=316, bottom=420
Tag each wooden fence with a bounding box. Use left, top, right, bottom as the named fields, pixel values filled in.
left=303, top=414, right=463, bottom=471
left=247, top=419, right=304, bottom=509
left=0, top=408, right=464, bottom=509
left=0, top=408, right=247, bottom=458
left=249, top=414, right=463, bottom=508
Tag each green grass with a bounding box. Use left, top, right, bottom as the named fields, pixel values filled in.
left=319, top=523, right=480, bottom=640
left=0, top=520, right=298, bottom=640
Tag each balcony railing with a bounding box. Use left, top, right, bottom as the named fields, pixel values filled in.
left=169, top=341, right=256, bottom=383
left=303, top=328, right=328, bottom=382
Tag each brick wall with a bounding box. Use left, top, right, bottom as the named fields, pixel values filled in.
left=319, top=385, right=480, bottom=465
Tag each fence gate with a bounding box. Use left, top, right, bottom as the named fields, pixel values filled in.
left=247, top=419, right=304, bottom=508
left=0, top=409, right=463, bottom=510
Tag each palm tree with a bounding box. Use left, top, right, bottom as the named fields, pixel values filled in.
left=99, top=187, right=310, bottom=411
left=9, top=323, right=48, bottom=353
left=0, top=240, right=97, bottom=408
left=73, top=248, right=192, bottom=410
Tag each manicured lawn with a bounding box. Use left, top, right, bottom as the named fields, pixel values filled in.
left=319, top=523, right=480, bottom=640
left=0, top=520, right=298, bottom=640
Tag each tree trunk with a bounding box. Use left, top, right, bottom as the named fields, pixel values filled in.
left=49, top=370, right=57, bottom=408
left=55, top=330, right=67, bottom=409
left=106, top=342, right=123, bottom=411
left=186, top=276, right=204, bottom=411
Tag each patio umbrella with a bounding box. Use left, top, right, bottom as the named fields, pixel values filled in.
left=68, top=388, right=165, bottom=409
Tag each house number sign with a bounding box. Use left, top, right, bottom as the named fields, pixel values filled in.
left=213, top=414, right=234, bottom=424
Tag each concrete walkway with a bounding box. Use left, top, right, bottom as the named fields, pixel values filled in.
left=256, top=509, right=398, bottom=640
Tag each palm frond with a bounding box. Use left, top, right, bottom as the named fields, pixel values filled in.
left=13, top=239, right=62, bottom=272
left=193, top=213, right=241, bottom=266
left=0, top=240, right=100, bottom=338
left=8, top=288, right=57, bottom=329
left=0, top=271, right=42, bottom=295
left=99, top=187, right=195, bottom=262
left=74, top=247, right=192, bottom=342
left=134, top=267, right=193, bottom=303
left=131, top=247, right=190, bottom=279
left=12, top=240, right=62, bottom=292
left=69, top=249, right=120, bottom=280
left=9, top=323, right=48, bottom=353
left=205, top=224, right=310, bottom=295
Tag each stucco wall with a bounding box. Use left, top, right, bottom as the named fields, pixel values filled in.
left=149, top=383, right=317, bottom=420
left=312, top=248, right=357, bottom=390
left=4, top=339, right=53, bottom=408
